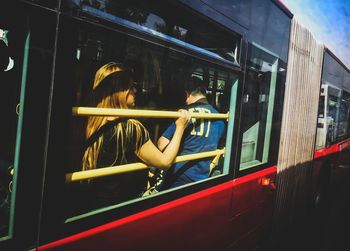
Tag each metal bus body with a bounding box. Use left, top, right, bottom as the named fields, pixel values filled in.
left=0, top=1, right=349, bottom=250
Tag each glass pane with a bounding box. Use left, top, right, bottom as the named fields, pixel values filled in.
left=26, top=0, right=58, bottom=9
left=62, top=22, right=238, bottom=220
left=326, top=86, right=341, bottom=144
left=201, top=0, right=251, bottom=28
left=322, top=52, right=345, bottom=89
left=316, top=92, right=326, bottom=150
left=239, top=43, right=278, bottom=170
left=0, top=7, right=27, bottom=238
left=63, top=0, right=240, bottom=65
left=202, top=0, right=291, bottom=62
left=338, top=96, right=350, bottom=140
left=249, top=0, right=290, bottom=62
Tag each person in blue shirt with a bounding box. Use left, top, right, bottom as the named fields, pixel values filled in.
left=156, top=76, right=225, bottom=189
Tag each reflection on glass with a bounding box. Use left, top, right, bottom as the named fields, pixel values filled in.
left=322, top=52, right=345, bottom=88
left=326, top=86, right=341, bottom=144
left=64, top=23, right=237, bottom=220
left=337, top=99, right=350, bottom=139
left=0, top=25, right=21, bottom=239
left=340, top=91, right=350, bottom=139
left=240, top=43, right=278, bottom=170
left=64, top=0, right=240, bottom=65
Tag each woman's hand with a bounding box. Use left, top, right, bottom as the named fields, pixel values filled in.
left=138, top=109, right=190, bottom=169
left=175, top=109, right=190, bottom=129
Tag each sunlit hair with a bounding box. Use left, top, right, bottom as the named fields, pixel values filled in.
left=82, top=62, right=149, bottom=172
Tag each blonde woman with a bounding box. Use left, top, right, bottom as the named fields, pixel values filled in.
left=82, top=62, right=190, bottom=207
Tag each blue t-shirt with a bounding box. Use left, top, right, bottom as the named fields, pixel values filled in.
left=160, top=100, right=225, bottom=189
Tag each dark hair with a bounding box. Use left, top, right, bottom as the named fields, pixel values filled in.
left=185, top=76, right=207, bottom=96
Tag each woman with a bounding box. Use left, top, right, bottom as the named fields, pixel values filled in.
left=81, top=62, right=189, bottom=207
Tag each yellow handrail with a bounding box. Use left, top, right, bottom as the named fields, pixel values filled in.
left=72, top=107, right=229, bottom=120
left=66, top=148, right=225, bottom=183
left=209, top=153, right=222, bottom=174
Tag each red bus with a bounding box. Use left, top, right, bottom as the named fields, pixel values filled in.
left=0, top=0, right=349, bottom=250
left=313, top=48, right=350, bottom=228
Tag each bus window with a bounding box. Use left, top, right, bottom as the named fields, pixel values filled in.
left=60, top=17, right=239, bottom=220
left=239, top=43, right=279, bottom=170
left=326, top=85, right=341, bottom=144
left=63, top=0, right=240, bottom=65
left=337, top=91, right=350, bottom=140
left=0, top=12, right=26, bottom=239
left=316, top=88, right=326, bottom=150
left=26, top=0, right=58, bottom=9
left=316, top=84, right=347, bottom=148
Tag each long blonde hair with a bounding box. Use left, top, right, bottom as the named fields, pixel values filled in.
left=82, top=62, right=148, bottom=171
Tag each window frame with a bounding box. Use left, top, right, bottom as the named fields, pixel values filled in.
left=39, top=10, right=244, bottom=243
left=0, top=2, right=57, bottom=250
left=235, top=41, right=286, bottom=178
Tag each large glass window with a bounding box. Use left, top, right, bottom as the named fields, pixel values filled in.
left=327, top=86, right=341, bottom=143
left=338, top=91, right=350, bottom=140
left=322, top=52, right=345, bottom=89
left=345, top=71, right=350, bottom=92
left=239, top=43, right=280, bottom=170
left=317, top=51, right=350, bottom=146
left=0, top=6, right=27, bottom=239
left=325, top=87, right=350, bottom=143
left=63, top=0, right=241, bottom=65
left=316, top=85, right=327, bottom=150
left=27, top=0, right=58, bottom=9
left=55, top=17, right=239, bottom=221
left=201, top=0, right=291, bottom=63
left=316, top=85, right=349, bottom=149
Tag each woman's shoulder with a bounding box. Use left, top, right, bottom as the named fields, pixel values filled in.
left=125, top=119, right=150, bottom=141
left=125, top=119, right=146, bottom=128
left=108, top=118, right=149, bottom=139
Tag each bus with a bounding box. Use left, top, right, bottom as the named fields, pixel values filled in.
left=313, top=48, right=350, bottom=219
left=0, top=0, right=349, bottom=250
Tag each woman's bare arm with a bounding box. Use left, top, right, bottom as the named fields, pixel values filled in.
left=157, top=136, right=170, bottom=152
left=137, top=110, right=189, bottom=169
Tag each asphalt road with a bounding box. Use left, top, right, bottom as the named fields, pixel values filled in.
left=289, top=175, right=350, bottom=251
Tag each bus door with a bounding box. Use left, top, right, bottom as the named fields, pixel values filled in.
left=336, top=90, right=350, bottom=175
left=0, top=1, right=56, bottom=250
left=316, top=84, right=328, bottom=150
left=227, top=42, right=286, bottom=250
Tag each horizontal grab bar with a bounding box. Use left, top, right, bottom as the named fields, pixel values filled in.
left=66, top=148, right=225, bottom=182
left=72, top=107, right=229, bottom=119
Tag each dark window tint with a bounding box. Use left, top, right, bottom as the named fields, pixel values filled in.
left=322, top=51, right=346, bottom=89
left=248, top=0, right=290, bottom=62
left=239, top=43, right=286, bottom=170
left=338, top=92, right=350, bottom=139
left=63, top=0, right=241, bottom=65
left=344, top=71, right=350, bottom=92
left=320, top=51, right=350, bottom=145
left=201, top=0, right=252, bottom=29
left=47, top=17, right=239, bottom=222
left=0, top=3, right=27, bottom=239
left=25, top=0, right=58, bottom=9
left=326, top=86, right=341, bottom=143
left=197, top=0, right=291, bottom=62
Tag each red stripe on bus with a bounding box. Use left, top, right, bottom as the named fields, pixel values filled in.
left=39, top=182, right=233, bottom=250
left=314, top=138, right=350, bottom=159
left=39, top=166, right=276, bottom=250
left=233, top=166, right=276, bottom=186
left=338, top=138, right=350, bottom=151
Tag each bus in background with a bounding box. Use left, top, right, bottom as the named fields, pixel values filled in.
left=0, top=0, right=349, bottom=251
left=313, top=48, right=350, bottom=213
